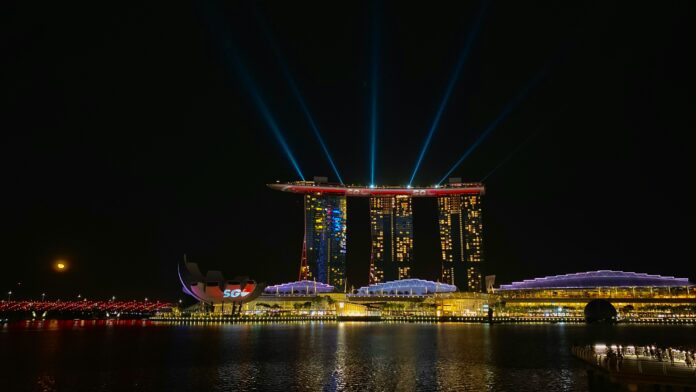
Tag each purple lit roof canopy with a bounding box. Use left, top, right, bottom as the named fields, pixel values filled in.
left=354, top=279, right=457, bottom=296
left=264, top=280, right=335, bottom=295
left=498, top=270, right=694, bottom=291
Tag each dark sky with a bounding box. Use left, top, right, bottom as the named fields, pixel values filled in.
left=2, top=1, right=694, bottom=300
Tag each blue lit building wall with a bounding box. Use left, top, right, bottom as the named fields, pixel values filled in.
left=304, top=193, right=347, bottom=291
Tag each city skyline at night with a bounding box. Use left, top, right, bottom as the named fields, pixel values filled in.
left=2, top=2, right=695, bottom=391
left=2, top=1, right=692, bottom=301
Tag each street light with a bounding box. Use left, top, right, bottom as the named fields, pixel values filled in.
left=41, top=293, right=46, bottom=302
left=7, top=291, right=12, bottom=301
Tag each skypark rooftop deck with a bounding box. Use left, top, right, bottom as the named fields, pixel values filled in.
left=267, top=181, right=485, bottom=197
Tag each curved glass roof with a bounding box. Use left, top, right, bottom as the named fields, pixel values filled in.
left=498, top=270, right=694, bottom=290
left=264, top=280, right=335, bottom=294
left=355, top=279, right=457, bottom=296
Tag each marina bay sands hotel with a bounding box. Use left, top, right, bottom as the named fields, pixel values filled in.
left=268, top=178, right=485, bottom=293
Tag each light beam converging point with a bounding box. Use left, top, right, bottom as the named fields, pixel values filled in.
left=202, top=2, right=305, bottom=181
left=480, top=128, right=541, bottom=182
left=369, top=1, right=379, bottom=188
left=480, top=105, right=567, bottom=182
left=408, top=0, right=489, bottom=186
left=438, top=65, right=549, bottom=185
left=256, top=11, right=344, bottom=184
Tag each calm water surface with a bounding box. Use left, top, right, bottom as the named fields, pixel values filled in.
left=1, top=320, right=694, bottom=391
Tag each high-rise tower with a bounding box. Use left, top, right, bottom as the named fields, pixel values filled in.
left=438, top=188, right=484, bottom=292
left=369, top=195, right=413, bottom=283
left=268, top=179, right=484, bottom=292
left=303, top=192, right=347, bottom=291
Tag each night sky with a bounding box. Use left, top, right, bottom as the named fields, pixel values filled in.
left=2, top=1, right=694, bottom=300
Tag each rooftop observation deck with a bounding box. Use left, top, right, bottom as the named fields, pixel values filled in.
left=267, top=181, right=485, bottom=197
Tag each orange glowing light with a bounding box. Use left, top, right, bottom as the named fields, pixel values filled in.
left=54, top=260, right=69, bottom=272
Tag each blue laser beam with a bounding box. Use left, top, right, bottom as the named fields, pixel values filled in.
left=408, top=0, right=488, bottom=186
left=370, top=1, right=379, bottom=187
left=480, top=129, right=541, bottom=182
left=240, top=69, right=306, bottom=181
left=480, top=105, right=567, bottom=182
left=201, top=2, right=305, bottom=180
left=437, top=65, right=549, bottom=185
left=255, top=11, right=344, bottom=184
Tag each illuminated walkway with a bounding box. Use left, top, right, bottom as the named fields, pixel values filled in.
left=0, top=300, right=172, bottom=313
left=572, top=345, right=696, bottom=390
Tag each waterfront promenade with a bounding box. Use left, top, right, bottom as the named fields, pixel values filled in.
left=0, top=300, right=172, bottom=321
left=572, top=345, right=696, bottom=390
left=150, top=313, right=696, bottom=324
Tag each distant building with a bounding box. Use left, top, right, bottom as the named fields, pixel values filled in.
left=438, top=185, right=484, bottom=292
left=369, top=195, right=413, bottom=283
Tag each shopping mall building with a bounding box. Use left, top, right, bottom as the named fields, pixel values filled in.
left=175, top=262, right=694, bottom=322
left=494, top=270, right=695, bottom=321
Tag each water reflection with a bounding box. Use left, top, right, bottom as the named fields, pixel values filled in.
left=1, top=321, right=695, bottom=391
left=324, top=322, right=346, bottom=391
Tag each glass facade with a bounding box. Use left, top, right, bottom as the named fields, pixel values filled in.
left=304, top=193, right=347, bottom=291
left=495, top=286, right=696, bottom=320
left=438, top=194, right=484, bottom=291
left=369, top=195, right=413, bottom=283
left=395, top=195, right=414, bottom=280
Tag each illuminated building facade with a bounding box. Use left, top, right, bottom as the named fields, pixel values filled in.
left=269, top=180, right=484, bottom=293
left=303, top=192, right=347, bottom=291
left=369, top=195, right=413, bottom=283
left=495, top=270, right=696, bottom=320
left=438, top=193, right=484, bottom=291
left=355, top=279, right=456, bottom=296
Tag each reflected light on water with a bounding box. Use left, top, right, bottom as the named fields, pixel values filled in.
left=2, top=321, right=695, bottom=391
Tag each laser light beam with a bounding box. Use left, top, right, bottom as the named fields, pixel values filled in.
left=370, top=0, right=379, bottom=187
left=438, top=65, right=549, bottom=185
left=408, top=0, right=488, bottom=186
left=202, top=2, right=305, bottom=180
left=256, top=10, right=343, bottom=184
